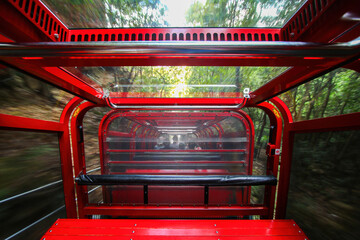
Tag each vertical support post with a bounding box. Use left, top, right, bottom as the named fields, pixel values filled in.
left=253, top=102, right=283, bottom=219
left=71, top=101, right=97, bottom=218
left=269, top=97, right=294, bottom=219
left=59, top=97, right=83, bottom=218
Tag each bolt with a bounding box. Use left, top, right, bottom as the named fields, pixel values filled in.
left=49, top=230, right=52, bottom=232
left=293, top=224, right=295, bottom=226
left=299, top=231, right=301, bottom=233
left=54, top=33, right=59, bottom=39
left=132, top=231, right=135, bottom=233
left=134, top=224, right=137, bottom=226
left=216, top=231, right=219, bottom=234
left=214, top=224, right=216, bottom=227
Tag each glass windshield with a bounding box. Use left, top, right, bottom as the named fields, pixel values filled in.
left=64, top=66, right=289, bottom=98
left=43, top=0, right=306, bottom=28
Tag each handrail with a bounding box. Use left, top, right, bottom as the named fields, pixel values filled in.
left=75, top=174, right=277, bottom=186
left=0, top=40, right=359, bottom=57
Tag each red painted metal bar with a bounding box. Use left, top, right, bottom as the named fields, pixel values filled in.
left=8, top=55, right=338, bottom=67
left=0, top=113, right=64, bottom=132
left=106, top=149, right=247, bottom=153
left=110, top=98, right=245, bottom=106
left=83, top=205, right=268, bottom=218
left=71, top=101, right=98, bottom=218
left=58, top=97, right=84, bottom=218
left=107, top=161, right=246, bottom=164
left=289, top=112, right=360, bottom=133
left=254, top=102, right=283, bottom=219
left=42, top=219, right=307, bottom=240
left=268, top=97, right=294, bottom=220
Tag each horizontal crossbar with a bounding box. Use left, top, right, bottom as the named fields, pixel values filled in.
left=75, top=174, right=277, bottom=186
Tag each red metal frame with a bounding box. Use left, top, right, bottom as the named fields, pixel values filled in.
left=0, top=113, right=64, bottom=132
left=70, top=101, right=100, bottom=218
left=80, top=110, right=257, bottom=218
left=59, top=97, right=84, bottom=218
left=0, top=0, right=68, bottom=42
left=0, top=1, right=359, bottom=237
left=249, top=102, right=283, bottom=219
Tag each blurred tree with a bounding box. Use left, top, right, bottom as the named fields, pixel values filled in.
left=186, top=0, right=304, bottom=27
left=44, top=0, right=168, bottom=28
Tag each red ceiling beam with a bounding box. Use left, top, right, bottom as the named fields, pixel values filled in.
left=110, top=98, right=244, bottom=106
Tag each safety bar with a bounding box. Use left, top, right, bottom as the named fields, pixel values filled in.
left=0, top=40, right=359, bottom=57
left=75, top=174, right=277, bottom=186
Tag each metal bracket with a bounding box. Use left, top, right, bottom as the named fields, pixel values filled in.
left=243, top=88, right=251, bottom=98
left=102, top=89, right=110, bottom=99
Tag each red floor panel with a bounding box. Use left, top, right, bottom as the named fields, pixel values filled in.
left=41, top=219, right=308, bottom=240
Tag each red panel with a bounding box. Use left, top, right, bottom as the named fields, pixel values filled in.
left=3, top=0, right=69, bottom=42
left=110, top=98, right=245, bottom=105
left=282, top=0, right=360, bottom=43
left=83, top=205, right=268, bottom=218
left=10, top=55, right=337, bottom=67
left=41, top=219, right=308, bottom=239
left=289, top=112, right=360, bottom=132
left=68, top=28, right=282, bottom=42
left=0, top=113, right=64, bottom=132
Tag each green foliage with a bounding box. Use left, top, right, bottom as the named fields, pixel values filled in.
left=280, top=68, right=360, bottom=121
left=44, top=0, right=168, bottom=28
left=186, top=0, right=305, bottom=27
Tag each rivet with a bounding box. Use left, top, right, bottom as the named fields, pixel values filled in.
left=293, top=224, right=295, bottom=226
left=216, top=231, right=219, bottom=234
left=214, top=224, right=216, bottom=226
left=134, top=224, right=137, bottom=226
left=132, top=231, right=135, bottom=233
left=299, top=231, right=301, bottom=233
left=54, top=33, right=59, bottom=39
left=49, top=230, right=52, bottom=232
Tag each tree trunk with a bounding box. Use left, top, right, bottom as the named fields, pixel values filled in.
left=255, top=112, right=267, bottom=160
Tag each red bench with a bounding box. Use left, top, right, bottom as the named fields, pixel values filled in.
left=41, top=219, right=308, bottom=240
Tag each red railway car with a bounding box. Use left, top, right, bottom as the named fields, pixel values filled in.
left=0, top=0, right=359, bottom=239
